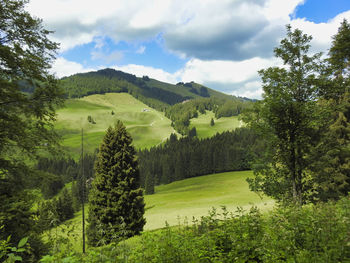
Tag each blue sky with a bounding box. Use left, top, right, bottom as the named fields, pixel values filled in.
left=27, top=0, right=350, bottom=99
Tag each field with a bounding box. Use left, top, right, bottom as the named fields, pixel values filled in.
left=51, top=170, right=274, bottom=251
left=55, top=93, right=176, bottom=158
left=144, top=170, right=273, bottom=230
left=55, top=93, right=244, bottom=158
left=190, top=111, right=242, bottom=138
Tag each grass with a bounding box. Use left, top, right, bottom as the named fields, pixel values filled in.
left=55, top=93, right=176, bottom=158
left=56, top=94, right=244, bottom=158
left=47, top=170, right=273, bottom=252
left=189, top=111, right=242, bottom=138
left=144, top=170, right=273, bottom=230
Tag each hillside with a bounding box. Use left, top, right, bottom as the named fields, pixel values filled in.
left=56, top=93, right=175, bottom=157
left=60, top=68, right=237, bottom=107
left=59, top=68, right=253, bottom=136
left=144, top=170, right=273, bottom=230
left=55, top=93, right=244, bottom=157
left=45, top=170, right=274, bottom=252
left=190, top=110, right=242, bottom=138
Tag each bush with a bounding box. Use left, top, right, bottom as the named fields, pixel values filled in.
left=40, top=196, right=350, bottom=262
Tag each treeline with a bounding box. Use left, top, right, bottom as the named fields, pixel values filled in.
left=36, top=154, right=95, bottom=200
left=32, top=153, right=96, bottom=229
left=60, top=69, right=192, bottom=112
left=138, top=127, right=261, bottom=194
left=165, top=97, right=252, bottom=134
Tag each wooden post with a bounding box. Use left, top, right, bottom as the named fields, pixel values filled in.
left=81, top=128, right=86, bottom=253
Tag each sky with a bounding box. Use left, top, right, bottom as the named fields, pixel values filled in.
left=26, top=0, right=350, bottom=99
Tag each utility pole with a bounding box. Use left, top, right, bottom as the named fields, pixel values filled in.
left=81, top=128, right=86, bottom=253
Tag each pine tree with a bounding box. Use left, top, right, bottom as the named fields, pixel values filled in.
left=145, top=171, right=155, bottom=195
left=308, top=20, right=350, bottom=201
left=87, top=120, right=145, bottom=246
left=210, top=118, right=215, bottom=126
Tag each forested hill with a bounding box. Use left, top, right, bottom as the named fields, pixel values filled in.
left=60, top=68, right=253, bottom=135
left=60, top=68, right=250, bottom=111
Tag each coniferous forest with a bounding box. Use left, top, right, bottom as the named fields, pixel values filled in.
left=0, top=0, right=350, bottom=262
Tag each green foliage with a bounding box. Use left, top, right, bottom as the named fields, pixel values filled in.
left=144, top=172, right=155, bottom=195
left=0, top=181, right=47, bottom=262
left=39, top=171, right=64, bottom=199
left=87, top=115, right=96, bottom=124
left=39, top=196, right=350, bottom=262
left=306, top=19, right=350, bottom=202
left=0, top=235, right=29, bottom=263
left=87, top=121, right=146, bottom=246
left=210, top=117, right=215, bottom=126
left=243, top=25, right=324, bottom=205
left=138, top=128, right=261, bottom=187
left=0, top=1, right=63, bottom=260
left=38, top=188, right=75, bottom=230
left=165, top=97, right=251, bottom=134
left=0, top=0, right=64, bottom=177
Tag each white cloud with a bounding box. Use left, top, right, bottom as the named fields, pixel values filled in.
left=27, top=0, right=348, bottom=58
left=178, top=57, right=280, bottom=84
left=136, top=46, right=146, bottom=54
left=51, top=57, right=95, bottom=78
left=112, top=64, right=178, bottom=84
left=27, top=0, right=350, bottom=98
left=291, top=11, right=350, bottom=54
left=26, top=0, right=299, bottom=57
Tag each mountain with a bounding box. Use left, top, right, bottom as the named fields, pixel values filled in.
left=60, top=68, right=253, bottom=136
left=60, top=68, right=243, bottom=110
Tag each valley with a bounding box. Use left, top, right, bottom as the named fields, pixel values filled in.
left=55, top=92, right=242, bottom=157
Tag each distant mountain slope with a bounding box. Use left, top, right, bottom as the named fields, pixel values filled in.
left=56, top=93, right=176, bottom=158
left=60, top=68, right=240, bottom=109
left=60, top=68, right=253, bottom=135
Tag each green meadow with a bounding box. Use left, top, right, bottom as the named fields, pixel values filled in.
left=190, top=111, right=242, bottom=138
left=55, top=93, right=176, bottom=157
left=55, top=94, right=244, bottom=158
left=50, top=170, right=273, bottom=251
left=144, top=170, right=273, bottom=230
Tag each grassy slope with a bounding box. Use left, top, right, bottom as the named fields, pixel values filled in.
left=51, top=171, right=273, bottom=252
left=190, top=111, right=242, bottom=138
left=56, top=93, right=244, bottom=158
left=144, top=170, right=273, bottom=230
left=55, top=93, right=176, bottom=158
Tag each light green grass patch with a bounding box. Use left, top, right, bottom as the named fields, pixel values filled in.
left=45, top=170, right=273, bottom=252
left=144, top=170, right=273, bottom=230
left=190, top=111, right=242, bottom=138
left=55, top=93, right=175, bottom=158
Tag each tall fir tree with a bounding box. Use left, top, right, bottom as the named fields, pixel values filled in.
left=308, top=20, right=350, bottom=201
left=87, top=120, right=145, bottom=246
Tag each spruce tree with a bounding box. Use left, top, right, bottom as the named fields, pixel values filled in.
left=87, top=120, right=146, bottom=246
left=210, top=118, right=215, bottom=126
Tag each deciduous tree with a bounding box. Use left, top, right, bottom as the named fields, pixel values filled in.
left=243, top=25, right=322, bottom=205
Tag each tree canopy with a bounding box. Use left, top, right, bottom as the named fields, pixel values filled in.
left=244, top=22, right=350, bottom=205
left=0, top=0, right=63, bottom=260
left=0, top=0, right=63, bottom=178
